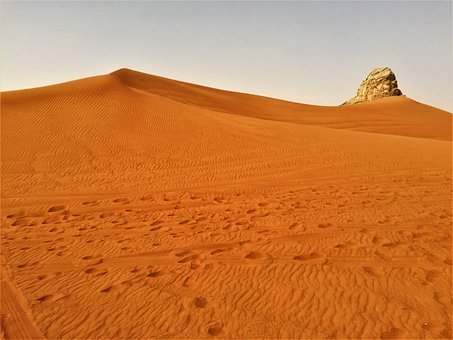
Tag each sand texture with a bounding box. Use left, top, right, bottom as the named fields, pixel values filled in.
left=1, top=69, right=452, bottom=339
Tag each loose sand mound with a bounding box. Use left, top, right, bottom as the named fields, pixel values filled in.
left=1, top=69, right=451, bottom=338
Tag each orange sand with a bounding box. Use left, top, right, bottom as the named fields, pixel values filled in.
left=1, top=69, right=452, bottom=339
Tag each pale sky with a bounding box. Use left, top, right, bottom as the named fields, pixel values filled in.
left=1, top=1, right=452, bottom=111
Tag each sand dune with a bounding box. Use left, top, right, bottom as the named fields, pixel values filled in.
left=1, top=69, right=451, bottom=339
left=111, top=68, right=451, bottom=140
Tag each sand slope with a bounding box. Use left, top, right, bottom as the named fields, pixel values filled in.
left=1, top=69, right=452, bottom=339
left=111, top=68, right=451, bottom=141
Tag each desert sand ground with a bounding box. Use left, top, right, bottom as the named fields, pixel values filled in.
left=1, top=69, right=452, bottom=339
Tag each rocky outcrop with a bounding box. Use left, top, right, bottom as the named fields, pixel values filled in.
left=342, top=67, right=402, bottom=105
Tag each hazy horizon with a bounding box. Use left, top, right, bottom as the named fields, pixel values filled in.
left=2, top=1, right=452, bottom=111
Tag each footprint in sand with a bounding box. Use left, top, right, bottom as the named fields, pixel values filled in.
left=213, top=196, right=225, bottom=203
left=374, top=250, right=391, bottom=263
left=82, top=200, right=99, bottom=206
left=100, top=280, right=134, bottom=294
left=288, top=223, right=298, bottom=230
left=424, top=269, right=442, bottom=283
left=245, top=251, right=264, bottom=259
left=175, top=250, right=192, bottom=257
left=412, top=232, right=430, bottom=239
left=362, top=266, right=384, bottom=277
left=194, top=296, right=207, bottom=308
left=42, top=215, right=61, bottom=224
left=113, top=198, right=130, bottom=204
left=81, top=255, right=103, bottom=266
left=178, top=254, right=199, bottom=263
left=146, top=270, right=162, bottom=278
left=380, top=327, right=406, bottom=339
left=6, top=213, right=22, bottom=219
left=207, top=324, right=223, bottom=337
left=84, top=267, right=101, bottom=274
left=100, top=212, right=115, bottom=218
left=36, top=293, right=66, bottom=302
left=11, top=218, right=30, bottom=227
left=210, top=249, right=226, bottom=256
left=182, top=275, right=193, bottom=287
left=100, top=286, right=115, bottom=293
left=47, top=205, right=67, bottom=213
left=293, top=253, right=324, bottom=261
left=140, top=195, right=154, bottom=201
left=334, top=241, right=356, bottom=249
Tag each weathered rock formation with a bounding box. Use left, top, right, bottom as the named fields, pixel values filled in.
left=342, top=67, right=402, bottom=105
